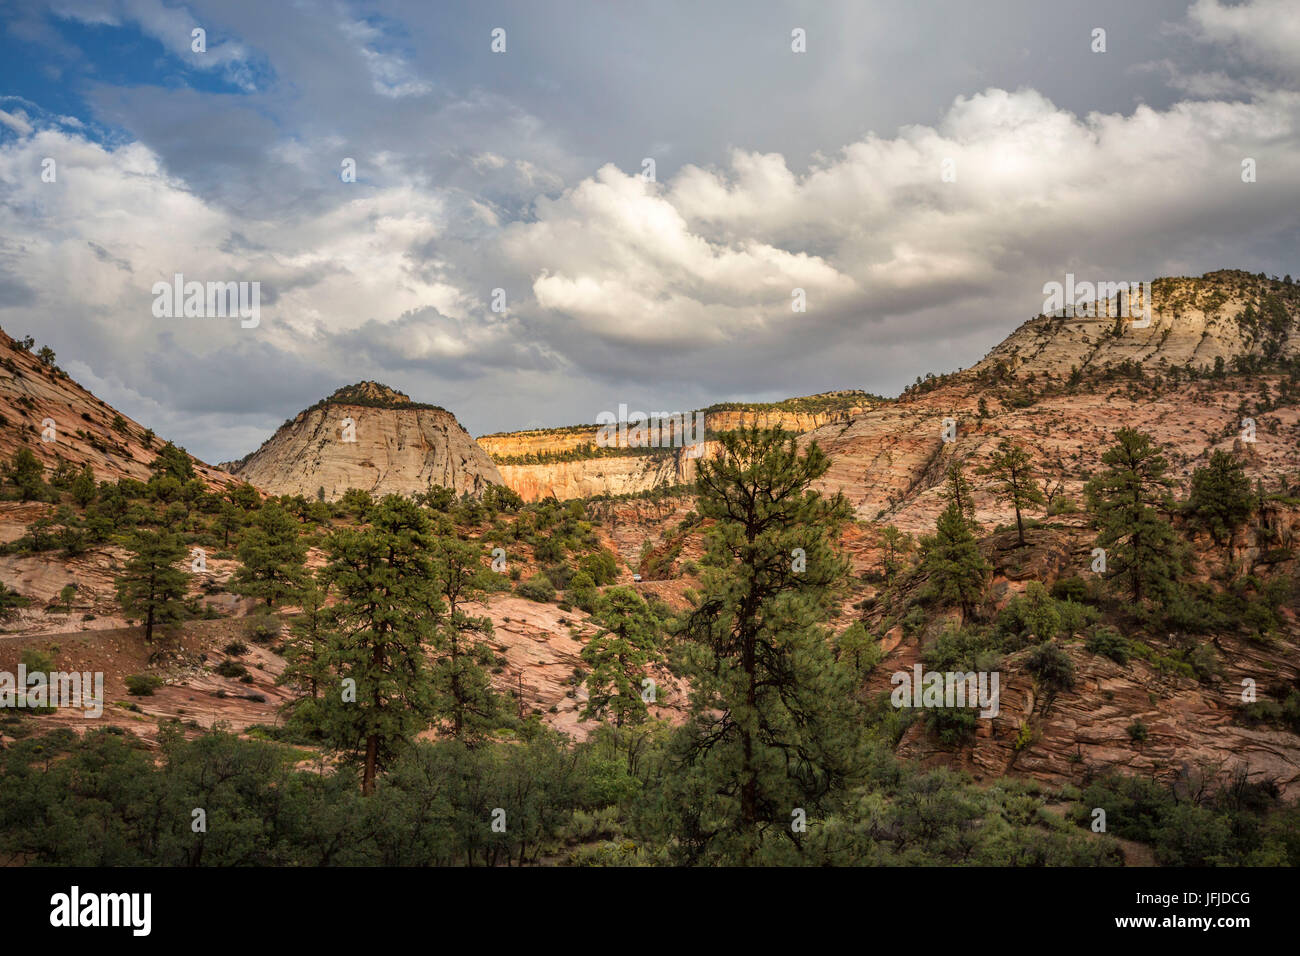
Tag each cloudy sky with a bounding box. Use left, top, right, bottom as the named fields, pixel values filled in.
left=1, top=0, right=1298, bottom=463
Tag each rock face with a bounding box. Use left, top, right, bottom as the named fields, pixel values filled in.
left=479, top=392, right=877, bottom=501
left=229, top=382, right=503, bottom=501
left=496, top=443, right=714, bottom=502
left=973, top=271, right=1300, bottom=379
left=0, top=326, right=227, bottom=488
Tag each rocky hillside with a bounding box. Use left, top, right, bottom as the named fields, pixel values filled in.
left=804, top=271, right=1300, bottom=531
left=480, top=391, right=878, bottom=501
left=0, top=326, right=227, bottom=488
left=227, top=382, right=503, bottom=501
left=974, top=271, right=1300, bottom=380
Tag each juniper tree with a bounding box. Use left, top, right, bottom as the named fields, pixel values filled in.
left=232, top=501, right=309, bottom=607
left=115, top=529, right=188, bottom=643
left=580, top=586, right=661, bottom=728
left=1085, top=428, right=1183, bottom=603
left=666, top=426, right=860, bottom=864
left=978, top=438, right=1045, bottom=547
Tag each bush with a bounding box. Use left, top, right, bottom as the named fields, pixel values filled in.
left=1025, top=641, right=1075, bottom=693
left=543, top=561, right=573, bottom=590
left=223, top=640, right=249, bottom=657
left=516, top=573, right=555, bottom=603
left=998, top=582, right=1097, bottom=642
left=20, top=648, right=55, bottom=674
left=1126, top=719, right=1148, bottom=743
left=1050, top=575, right=1091, bottom=604
left=245, top=614, right=281, bottom=644
left=125, top=674, right=162, bottom=696
left=567, top=571, right=598, bottom=613
left=1085, top=626, right=1130, bottom=664
left=215, top=659, right=248, bottom=679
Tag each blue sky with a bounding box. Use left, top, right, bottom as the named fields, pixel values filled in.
left=1, top=0, right=1298, bottom=462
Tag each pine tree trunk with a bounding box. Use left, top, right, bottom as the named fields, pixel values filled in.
left=363, top=734, right=378, bottom=795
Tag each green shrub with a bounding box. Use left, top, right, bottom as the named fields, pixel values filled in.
left=245, top=614, right=281, bottom=644
left=516, top=573, right=555, bottom=603
left=215, top=659, right=248, bottom=679
left=1025, top=641, right=1075, bottom=693
left=1085, top=626, right=1130, bottom=664
left=125, top=674, right=162, bottom=696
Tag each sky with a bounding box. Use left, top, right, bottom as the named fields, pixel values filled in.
left=1, top=0, right=1298, bottom=463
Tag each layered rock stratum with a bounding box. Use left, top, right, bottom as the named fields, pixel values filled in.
left=227, top=382, right=503, bottom=501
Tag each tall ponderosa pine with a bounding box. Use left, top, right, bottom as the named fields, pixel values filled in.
left=1184, top=449, right=1254, bottom=561
left=232, top=501, right=309, bottom=607
left=978, top=438, right=1045, bottom=547
left=668, top=426, right=860, bottom=864
left=580, top=586, right=662, bottom=728
left=1085, top=428, right=1183, bottom=603
left=316, top=496, right=441, bottom=794
left=920, top=466, right=991, bottom=618
left=429, top=533, right=501, bottom=742
left=115, top=529, right=188, bottom=643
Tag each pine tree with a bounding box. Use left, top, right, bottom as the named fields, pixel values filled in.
left=316, top=496, right=440, bottom=794
left=944, top=462, right=978, bottom=529
left=428, top=533, right=500, bottom=742
left=215, top=501, right=243, bottom=548
left=580, top=586, right=661, bottom=728
left=878, top=525, right=912, bottom=581
left=5, top=448, right=46, bottom=502
left=70, top=464, right=97, bottom=508
left=1184, top=450, right=1254, bottom=561
left=920, top=500, right=990, bottom=618
left=667, top=426, right=860, bottom=864
left=1085, top=428, right=1183, bottom=603
left=115, top=529, right=188, bottom=643
left=232, top=501, right=309, bottom=607
left=280, top=580, right=332, bottom=700
left=833, top=621, right=880, bottom=681
left=978, top=438, right=1045, bottom=547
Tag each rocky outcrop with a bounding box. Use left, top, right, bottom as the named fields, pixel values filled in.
left=229, top=382, right=503, bottom=501
left=496, top=442, right=717, bottom=502
left=480, top=392, right=877, bottom=501
left=974, top=271, right=1300, bottom=379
